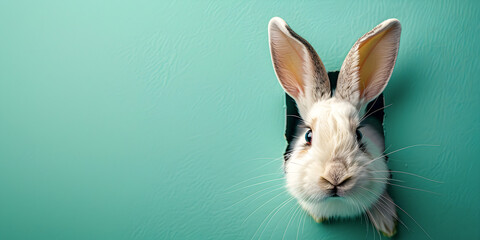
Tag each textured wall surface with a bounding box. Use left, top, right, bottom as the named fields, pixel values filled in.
left=0, top=0, right=479, bottom=239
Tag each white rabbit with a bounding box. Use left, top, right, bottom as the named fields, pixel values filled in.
left=268, top=17, right=401, bottom=237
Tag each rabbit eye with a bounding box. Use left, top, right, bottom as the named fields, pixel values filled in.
left=305, top=129, right=312, bottom=145
left=356, top=128, right=363, bottom=142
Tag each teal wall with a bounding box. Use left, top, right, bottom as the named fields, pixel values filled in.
left=1, top=1, right=479, bottom=239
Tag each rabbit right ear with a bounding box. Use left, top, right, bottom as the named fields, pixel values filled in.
left=336, top=19, right=401, bottom=108
left=269, top=17, right=330, bottom=117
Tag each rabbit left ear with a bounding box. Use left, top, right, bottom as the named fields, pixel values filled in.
left=269, top=17, right=331, bottom=117
left=336, top=19, right=401, bottom=107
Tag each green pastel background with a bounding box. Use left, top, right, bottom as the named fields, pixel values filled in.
left=1, top=0, right=479, bottom=239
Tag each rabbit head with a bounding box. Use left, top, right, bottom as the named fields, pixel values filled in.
left=268, top=17, right=401, bottom=236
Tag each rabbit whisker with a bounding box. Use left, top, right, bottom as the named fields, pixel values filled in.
left=262, top=197, right=297, bottom=240
left=369, top=180, right=440, bottom=195
left=224, top=184, right=285, bottom=210
left=364, top=207, right=382, bottom=240
left=372, top=170, right=443, bottom=183
left=226, top=178, right=286, bottom=194
left=282, top=204, right=302, bottom=240
left=250, top=196, right=294, bottom=240
left=225, top=173, right=281, bottom=191
left=243, top=190, right=288, bottom=225
left=360, top=103, right=393, bottom=123
left=368, top=177, right=405, bottom=183
left=361, top=96, right=381, bottom=122
left=363, top=144, right=440, bottom=167
left=287, top=114, right=303, bottom=120
left=247, top=157, right=284, bottom=174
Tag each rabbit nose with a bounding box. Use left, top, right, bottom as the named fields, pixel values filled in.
left=320, top=176, right=352, bottom=187
left=319, top=176, right=336, bottom=186
left=323, top=162, right=349, bottom=185
left=320, top=176, right=350, bottom=197
left=319, top=176, right=340, bottom=197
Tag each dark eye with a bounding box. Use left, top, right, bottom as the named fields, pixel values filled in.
left=356, top=128, right=363, bottom=142
left=305, top=129, right=312, bottom=145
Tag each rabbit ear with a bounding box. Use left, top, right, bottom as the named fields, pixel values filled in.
left=269, top=17, right=330, bottom=117
left=336, top=19, right=401, bottom=107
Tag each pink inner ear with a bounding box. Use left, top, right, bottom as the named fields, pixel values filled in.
left=270, top=24, right=308, bottom=99
left=271, top=51, right=303, bottom=98
left=357, top=25, right=400, bottom=102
